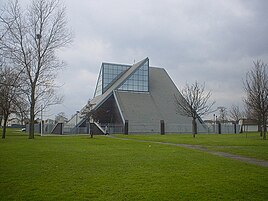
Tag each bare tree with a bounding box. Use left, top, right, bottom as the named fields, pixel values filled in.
left=174, top=81, right=215, bottom=137
left=81, top=99, right=96, bottom=122
left=55, top=112, right=68, bottom=123
left=244, top=60, right=268, bottom=140
left=0, top=0, right=72, bottom=139
left=244, top=103, right=263, bottom=135
left=81, top=99, right=96, bottom=138
left=229, top=105, right=244, bottom=123
left=14, top=95, right=29, bottom=126
left=217, top=106, right=228, bottom=123
left=0, top=65, right=22, bottom=138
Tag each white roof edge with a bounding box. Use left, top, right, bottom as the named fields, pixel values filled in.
left=91, top=58, right=149, bottom=110
left=113, top=90, right=125, bottom=124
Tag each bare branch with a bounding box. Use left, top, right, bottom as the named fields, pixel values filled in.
left=229, top=105, right=244, bottom=123
left=174, top=81, right=215, bottom=136
left=243, top=60, right=268, bottom=139
left=0, top=0, right=72, bottom=138
left=175, top=81, right=215, bottom=118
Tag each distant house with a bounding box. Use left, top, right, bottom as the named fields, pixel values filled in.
left=239, top=119, right=259, bottom=132
left=7, top=117, right=21, bottom=127
left=204, top=119, right=240, bottom=134
left=1, top=113, right=25, bottom=128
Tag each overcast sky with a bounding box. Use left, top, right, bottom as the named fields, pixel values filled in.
left=5, top=0, right=268, bottom=120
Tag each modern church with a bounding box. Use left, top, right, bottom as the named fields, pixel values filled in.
left=86, top=57, right=206, bottom=134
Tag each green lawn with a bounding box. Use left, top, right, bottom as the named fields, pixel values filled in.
left=116, top=132, right=268, bottom=161
left=0, top=129, right=268, bottom=201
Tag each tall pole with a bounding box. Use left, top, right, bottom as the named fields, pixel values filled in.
left=76, top=111, right=79, bottom=134
left=213, top=114, right=216, bottom=133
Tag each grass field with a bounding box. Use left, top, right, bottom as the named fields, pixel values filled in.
left=0, top=129, right=268, bottom=201
left=116, top=132, right=268, bottom=161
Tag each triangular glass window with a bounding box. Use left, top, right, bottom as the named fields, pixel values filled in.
left=118, top=60, right=149, bottom=92
left=102, top=63, right=130, bottom=92
left=94, top=63, right=130, bottom=97
left=94, top=68, right=103, bottom=97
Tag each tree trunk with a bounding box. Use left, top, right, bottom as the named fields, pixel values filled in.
left=2, top=115, right=8, bottom=139
left=29, top=91, right=35, bottom=139
left=263, top=117, right=267, bottom=140
left=29, top=104, right=35, bottom=139
left=192, top=118, right=197, bottom=138
left=258, top=123, right=263, bottom=137
left=0, top=115, right=2, bottom=127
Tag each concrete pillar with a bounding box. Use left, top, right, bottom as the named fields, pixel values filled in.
left=160, top=120, right=165, bottom=135
left=218, top=122, right=221, bottom=134
left=234, top=122, right=237, bottom=134
left=124, top=120, right=128, bottom=135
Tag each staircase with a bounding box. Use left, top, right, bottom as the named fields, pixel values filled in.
left=90, top=122, right=106, bottom=135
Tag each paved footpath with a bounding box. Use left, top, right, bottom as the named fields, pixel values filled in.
left=107, top=135, right=268, bottom=168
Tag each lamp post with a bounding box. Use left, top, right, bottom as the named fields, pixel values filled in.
left=213, top=114, right=216, bottom=133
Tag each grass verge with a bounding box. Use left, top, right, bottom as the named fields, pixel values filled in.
left=116, top=132, right=268, bottom=161
left=0, top=129, right=268, bottom=201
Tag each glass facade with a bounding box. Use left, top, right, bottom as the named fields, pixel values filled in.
left=103, top=64, right=129, bottom=92
left=118, top=60, right=149, bottom=92
left=94, top=69, right=103, bottom=97
left=94, top=59, right=149, bottom=97
left=94, top=63, right=130, bottom=97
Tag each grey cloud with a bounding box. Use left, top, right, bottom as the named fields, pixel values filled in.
left=14, top=0, right=268, bottom=118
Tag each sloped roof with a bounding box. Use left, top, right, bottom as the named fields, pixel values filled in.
left=114, top=67, right=192, bottom=124
left=91, top=58, right=149, bottom=111
left=114, top=90, right=160, bottom=123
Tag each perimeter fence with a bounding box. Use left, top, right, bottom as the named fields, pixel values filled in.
left=26, top=121, right=241, bottom=135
